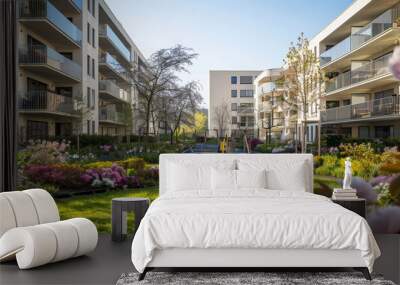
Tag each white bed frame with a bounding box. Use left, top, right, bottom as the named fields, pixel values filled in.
left=139, top=154, right=370, bottom=280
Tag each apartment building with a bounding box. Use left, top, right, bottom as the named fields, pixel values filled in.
left=311, top=0, right=400, bottom=139
left=16, top=0, right=146, bottom=141
left=254, top=68, right=297, bottom=142
left=209, top=70, right=262, bottom=138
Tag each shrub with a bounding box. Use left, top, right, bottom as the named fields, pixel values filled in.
left=118, top=157, right=145, bottom=171
left=18, top=140, right=70, bottom=167
left=81, top=164, right=127, bottom=189
left=137, top=168, right=159, bottom=186
left=84, top=161, right=114, bottom=169
left=24, top=164, right=84, bottom=189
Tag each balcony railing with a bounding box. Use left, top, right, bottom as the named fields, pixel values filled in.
left=99, top=24, right=131, bottom=62
left=99, top=52, right=130, bottom=82
left=99, top=107, right=126, bottom=124
left=320, top=8, right=394, bottom=66
left=99, top=80, right=129, bottom=102
left=18, top=0, right=82, bottom=46
left=19, top=45, right=82, bottom=81
left=237, top=107, right=254, bottom=114
left=321, top=96, right=399, bottom=123
left=325, top=53, right=392, bottom=93
left=19, top=90, right=78, bottom=116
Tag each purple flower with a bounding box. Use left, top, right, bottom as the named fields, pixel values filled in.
left=367, top=206, right=400, bottom=234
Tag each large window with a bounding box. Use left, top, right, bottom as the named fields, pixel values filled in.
left=375, top=126, right=392, bottom=138
left=231, top=116, right=237, bottom=124
left=87, top=55, right=91, bottom=76
left=231, top=76, right=237, bottom=84
left=240, top=76, right=253, bottom=84
left=240, top=89, right=253, bottom=97
left=27, top=121, right=48, bottom=139
left=231, top=90, right=237, bottom=98
left=359, top=126, right=370, bottom=138
left=231, top=103, right=237, bottom=111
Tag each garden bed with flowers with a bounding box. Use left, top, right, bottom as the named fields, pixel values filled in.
left=314, top=143, right=400, bottom=234
left=17, top=140, right=160, bottom=198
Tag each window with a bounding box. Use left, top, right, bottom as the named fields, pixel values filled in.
left=231, top=90, right=237, bottom=98
left=87, top=120, right=91, bottom=134
left=375, top=126, right=392, bottom=138
left=87, top=87, right=91, bottom=107
left=342, top=99, right=351, bottom=106
left=326, top=100, right=339, bottom=109
left=359, top=126, right=370, bottom=139
left=231, top=76, right=237, bottom=84
left=92, top=0, right=95, bottom=16
left=87, top=0, right=91, bottom=12
left=92, top=58, right=95, bottom=79
left=231, top=116, right=237, bottom=124
left=27, top=121, right=48, bottom=140
left=240, top=89, right=253, bottom=97
left=91, top=89, right=96, bottom=109
left=92, top=28, right=95, bottom=47
left=240, top=116, right=246, bottom=127
left=239, top=76, right=253, bottom=84
left=92, top=121, right=95, bottom=134
left=231, top=103, right=237, bottom=111
left=247, top=116, right=254, bottom=126
left=87, top=23, right=90, bottom=44
left=87, top=55, right=91, bottom=76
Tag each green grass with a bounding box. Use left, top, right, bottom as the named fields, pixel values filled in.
left=57, top=187, right=159, bottom=233
left=57, top=176, right=340, bottom=233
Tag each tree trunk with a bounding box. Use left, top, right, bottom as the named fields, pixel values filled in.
left=170, top=129, right=174, bottom=145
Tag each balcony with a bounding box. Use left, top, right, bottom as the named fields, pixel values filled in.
left=99, top=107, right=127, bottom=125
left=19, top=90, right=79, bottom=117
left=325, top=53, right=394, bottom=96
left=237, top=107, right=254, bottom=114
left=52, top=0, right=82, bottom=14
left=320, top=8, right=398, bottom=70
left=19, top=45, right=82, bottom=83
left=321, top=96, right=399, bottom=124
left=18, top=0, right=82, bottom=48
left=99, top=52, right=131, bottom=85
left=99, top=24, right=131, bottom=67
left=99, top=80, right=129, bottom=103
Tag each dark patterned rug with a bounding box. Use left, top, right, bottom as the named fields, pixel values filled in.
left=116, top=271, right=395, bottom=285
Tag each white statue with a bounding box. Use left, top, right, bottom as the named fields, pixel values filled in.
left=343, top=157, right=352, bottom=190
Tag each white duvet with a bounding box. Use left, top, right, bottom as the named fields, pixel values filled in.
left=131, top=190, right=380, bottom=273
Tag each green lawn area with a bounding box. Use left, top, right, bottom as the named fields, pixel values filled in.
left=57, top=176, right=340, bottom=233
left=57, top=187, right=159, bottom=233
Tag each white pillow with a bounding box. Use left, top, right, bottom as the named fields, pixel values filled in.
left=238, top=159, right=309, bottom=192
left=266, top=163, right=307, bottom=191
left=236, top=169, right=267, bottom=189
left=167, top=162, right=211, bottom=191
left=211, top=168, right=236, bottom=191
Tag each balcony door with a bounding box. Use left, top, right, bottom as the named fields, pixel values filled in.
left=26, top=78, right=47, bottom=109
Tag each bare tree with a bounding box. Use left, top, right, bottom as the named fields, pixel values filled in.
left=283, top=33, right=323, bottom=153
left=162, top=81, right=202, bottom=144
left=130, top=45, right=198, bottom=138
left=213, top=100, right=230, bottom=138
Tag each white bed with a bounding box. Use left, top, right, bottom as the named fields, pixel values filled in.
left=131, top=154, right=380, bottom=280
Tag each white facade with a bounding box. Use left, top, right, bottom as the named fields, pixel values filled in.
left=16, top=0, right=146, bottom=141
left=311, top=0, right=400, bottom=139
left=209, top=70, right=262, bottom=138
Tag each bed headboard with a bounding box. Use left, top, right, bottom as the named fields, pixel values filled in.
left=159, top=154, right=314, bottom=195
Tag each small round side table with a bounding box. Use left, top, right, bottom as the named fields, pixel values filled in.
left=111, top=197, right=150, bottom=242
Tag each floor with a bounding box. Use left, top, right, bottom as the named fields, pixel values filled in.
left=1, top=234, right=399, bottom=285
left=0, top=234, right=134, bottom=285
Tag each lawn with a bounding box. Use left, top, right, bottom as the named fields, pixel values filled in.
left=57, top=176, right=340, bottom=233
left=57, top=187, right=159, bottom=233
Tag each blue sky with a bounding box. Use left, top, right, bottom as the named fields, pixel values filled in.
left=105, top=0, right=353, bottom=107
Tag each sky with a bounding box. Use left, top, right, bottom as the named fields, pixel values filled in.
left=105, top=0, right=353, bottom=108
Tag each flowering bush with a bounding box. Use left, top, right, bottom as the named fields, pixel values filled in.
left=81, top=164, right=127, bottom=189
left=137, top=168, right=159, bottom=186
left=24, top=164, right=84, bottom=189
left=18, top=140, right=70, bottom=167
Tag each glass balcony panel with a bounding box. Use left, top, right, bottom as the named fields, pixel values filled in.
left=320, top=8, right=394, bottom=66
left=100, top=52, right=130, bottom=81
left=99, top=106, right=126, bottom=124
left=19, top=44, right=82, bottom=81
left=19, top=90, right=77, bottom=115
left=72, top=0, right=82, bottom=11
left=99, top=24, right=131, bottom=61
left=325, top=53, right=392, bottom=93
left=322, top=96, right=399, bottom=122
left=320, top=37, right=351, bottom=66
left=18, top=0, right=82, bottom=46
